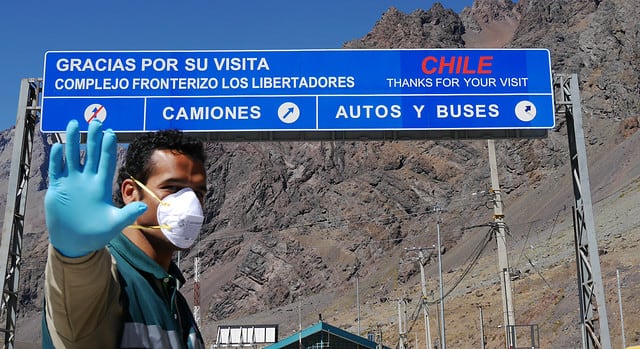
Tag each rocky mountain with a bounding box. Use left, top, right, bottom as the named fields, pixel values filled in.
left=1, top=0, right=639, bottom=348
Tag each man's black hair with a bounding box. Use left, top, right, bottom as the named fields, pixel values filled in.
left=114, top=130, right=206, bottom=207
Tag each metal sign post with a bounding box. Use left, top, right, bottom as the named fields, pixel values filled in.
left=0, top=78, right=41, bottom=349
left=555, top=73, right=611, bottom=349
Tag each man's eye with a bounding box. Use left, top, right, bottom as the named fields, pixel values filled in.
left=164, top=186, right=182, bottom=193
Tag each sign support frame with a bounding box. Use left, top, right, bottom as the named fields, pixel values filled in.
left=0, top=71, right=612, bottom=349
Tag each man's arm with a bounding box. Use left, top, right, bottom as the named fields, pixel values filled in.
left=43, top=120, right=147, bottom=346
left=44, top=246, right=122, bottom=348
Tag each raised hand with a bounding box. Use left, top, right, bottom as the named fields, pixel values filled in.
left=45, top=120, right=147, bottom=257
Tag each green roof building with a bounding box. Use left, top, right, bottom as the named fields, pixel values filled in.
left=264, top=321, right=389, bottom=349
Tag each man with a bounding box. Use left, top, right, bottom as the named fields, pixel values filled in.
left=43, top=119, right=207, bottom=348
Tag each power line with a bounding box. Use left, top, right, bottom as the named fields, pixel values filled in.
left=515, top=221, right=535, bottom=268
left=425, top=225, right=494, bottom=305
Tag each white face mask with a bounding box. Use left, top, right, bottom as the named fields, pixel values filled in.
left=130, top=178, right=204, bottom=249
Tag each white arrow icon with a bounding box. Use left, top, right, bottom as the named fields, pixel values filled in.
left=278, top=102, right=300, bottom=124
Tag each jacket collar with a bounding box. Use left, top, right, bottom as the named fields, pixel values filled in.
left=109, top=233, right=186, bottom=286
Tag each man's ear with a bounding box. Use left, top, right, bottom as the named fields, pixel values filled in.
left=121, top=178, right=140, bottom=204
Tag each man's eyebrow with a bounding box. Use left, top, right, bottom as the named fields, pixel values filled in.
left=158, top=177, right=188, bottom=185
left=166, top=178, right=207, bottom=192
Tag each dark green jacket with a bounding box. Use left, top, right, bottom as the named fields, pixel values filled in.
left=43, top=234, right=204, bottom=348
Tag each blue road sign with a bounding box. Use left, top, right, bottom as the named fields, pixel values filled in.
left=41, top=49, right=554, bottom=137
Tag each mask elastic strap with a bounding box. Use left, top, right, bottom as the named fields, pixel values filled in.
left=128, top=224, right=172, bottom=231
left=130, top=176, right=169, bottom=206
left=127, top=176, right=171, bottom=231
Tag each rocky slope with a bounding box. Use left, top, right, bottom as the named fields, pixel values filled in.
left=1, top=0, right=639, bottom=348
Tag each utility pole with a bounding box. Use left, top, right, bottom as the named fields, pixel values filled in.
left=434, top=299, right=440, bottom=349
left=476, top=303, right=488, bottom=349
left=397, top=298, right=408, bottom=349
left=193, top=256, right=200, bottom=325
left=176, top=251, right=181, bottom=288
left=298, top=299, right=302, bottom=349
left=487, top=139, right=516, bottom=349
left=406, top=247, right=434, bottom=349
left=435, top=207, right=446, bottom=349
left=419, top=250, right=433, bottom=349
left=356, top=268, right=361, bottom=336
left=616, top=270, right=626, bottom=349
left=193, top=236, right=202, bottom=325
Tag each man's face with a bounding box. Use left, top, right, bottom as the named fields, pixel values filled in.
left=132, top=149, right=207, bottom=248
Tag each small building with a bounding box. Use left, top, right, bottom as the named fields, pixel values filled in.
left=213, top=324, right=278, bottom=348
left=264, top=321, right=387, bottom=349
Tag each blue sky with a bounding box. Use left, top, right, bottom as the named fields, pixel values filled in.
left=0, top=0, right=474, bottom=132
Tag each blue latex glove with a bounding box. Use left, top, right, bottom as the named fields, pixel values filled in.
left=45, top=120, right=147, bottom=257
